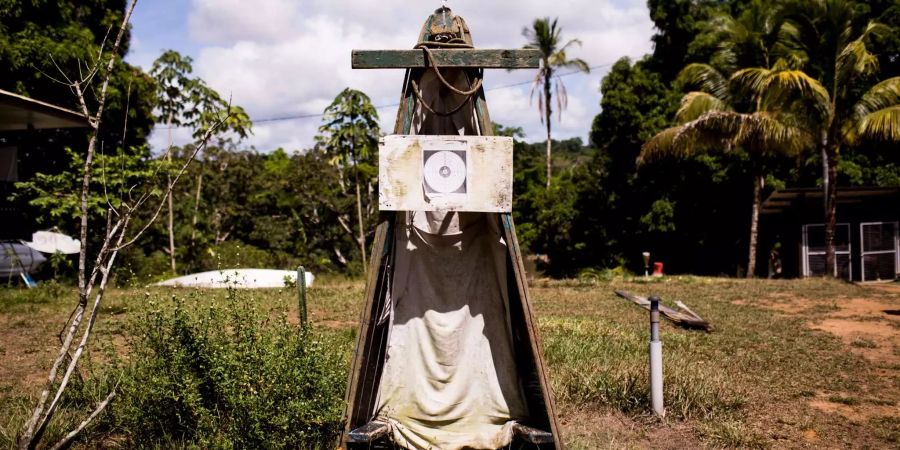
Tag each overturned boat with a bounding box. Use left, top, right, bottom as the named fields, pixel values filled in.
left=154, top=269, right=314, bottom=289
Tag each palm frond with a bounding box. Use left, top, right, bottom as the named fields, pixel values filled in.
left=732, top=67, right=830, bottom=113
left=556, top=75, right=568, bottom=112
left=836, top=39, right=879, bottom=85
left=737, top=111, right=811, bottom=156
left=677, top=64, right=728, bottom=99
left=857, top=105, right=900, bottom=142
left=558, top=38, right=583, bottom=53
left=853, top=77, right=900, bottom=118
left=562, top=58, right=590, bottom=73
left=676, top=92, right=729, bottom=123
left=638, top=126, right=690, bottom=165
left=640, top=109, right=811, bottom=166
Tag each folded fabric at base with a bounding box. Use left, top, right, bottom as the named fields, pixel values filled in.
left=374, top=211, right=527, bottom=450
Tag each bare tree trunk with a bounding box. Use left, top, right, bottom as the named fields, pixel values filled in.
left=190, top=169, right=203, bottom=248
left=18, top=3, right=138, bottom=447
left=354, top=172, right=367, bottom=270
left=823, top=145, right=839, bottom=278
left=166, top=113, right=176, bottom=273
left=544, top=70, right=553, bottom=189
left=747, top=173, right=763, bottom=278
left=167, top=157, right=176, bottom=273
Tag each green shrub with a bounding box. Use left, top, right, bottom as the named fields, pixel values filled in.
left=111, top=289, right=348, bottom=448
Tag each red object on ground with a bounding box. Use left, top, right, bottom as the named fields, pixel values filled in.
left=652, top=262, right=664, bottom=276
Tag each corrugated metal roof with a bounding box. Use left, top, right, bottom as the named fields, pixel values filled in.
left=761, top=187, right=900, bottom=214
left=0, top=89, right=90, bottom=131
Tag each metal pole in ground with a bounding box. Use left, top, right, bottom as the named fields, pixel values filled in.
left=298, top=265, right=307, bottom=328
left=649, top=296, right=665, bottom=417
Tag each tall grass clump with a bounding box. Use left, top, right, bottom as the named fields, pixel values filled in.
left=111, top=289, right=349, bottom=448
left=542, top=317, right=744, bottom=420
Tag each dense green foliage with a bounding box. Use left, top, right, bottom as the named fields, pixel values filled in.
left=573, top=0, right=900, bottom=276
left=6, top=0, right=900, bottom=281
left=109, top=289, right=347, bottom=448
left=0, top=0, right=156, bottom=146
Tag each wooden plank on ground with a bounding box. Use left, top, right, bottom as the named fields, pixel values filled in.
left=614, top=290, right=713, bottom=331
left=352, top=49, right=542, bottom=69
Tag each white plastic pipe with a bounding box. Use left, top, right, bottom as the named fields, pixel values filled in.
left=649, top=296, right=665, bottom=417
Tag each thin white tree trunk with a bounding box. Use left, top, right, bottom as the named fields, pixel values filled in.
left=355, top=176, right=367, bottom=270
left=190, top=170, right=203, bottom=247
left=747, top=174, right=763, bottom=278
left=166, top=113, right=176, bottom=273
left=18, top=3, right=137, bottom=446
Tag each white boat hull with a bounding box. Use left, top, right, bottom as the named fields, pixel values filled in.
left=153, top=269, right=314, bottom=289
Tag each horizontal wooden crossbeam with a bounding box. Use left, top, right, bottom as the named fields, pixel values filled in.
left=352, top=49, right=542, bottom=69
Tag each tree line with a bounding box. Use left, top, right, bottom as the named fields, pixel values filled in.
left=5, top=0, right=900, bottom=283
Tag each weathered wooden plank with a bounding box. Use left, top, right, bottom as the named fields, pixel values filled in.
left=352, top=49, right=542, bottom=69
left=500, top=214, right=565, bottom=450
left=340, top=215, right=393, bottom=447
left=614, top=290, right=712, bottom=331
left=513, top=423, right=555, bottom=445
left=347, top=421, right=390, bottom=443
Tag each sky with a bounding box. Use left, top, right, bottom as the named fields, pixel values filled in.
left=126, top=0, right=657, bottom=153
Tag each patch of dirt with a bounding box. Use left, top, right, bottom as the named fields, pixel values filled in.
left=740, top=292, right=899, bottom=365
left=871, top=283, right=900, bottom=295
left=809, top=398, right=898, bottom=422
left=743, top=287, right=900, bottom=433
left=0, top=313, right=61, bottom=396
left=829, top=298, right=900, bottom=321
left=810, top=318, right=899, bottom=364
left=733, top=295, right=819, bottom=314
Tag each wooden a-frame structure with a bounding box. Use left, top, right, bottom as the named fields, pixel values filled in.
left=341, top=7, right=563, bottom=449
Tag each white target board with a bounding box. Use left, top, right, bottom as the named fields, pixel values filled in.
left=379, top=135, right=513, bottom=212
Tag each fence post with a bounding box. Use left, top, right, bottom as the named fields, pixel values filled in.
left=649, top=295, right=665, bottom=417
left=298, top=265, right=307, bottom=328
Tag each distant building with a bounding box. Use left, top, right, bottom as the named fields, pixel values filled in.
left=761, top=187, right=900, bottom=282
left=0, top=89, right=89, bottom=239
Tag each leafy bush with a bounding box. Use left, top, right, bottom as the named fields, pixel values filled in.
left=111, top=289, right=348, bottom=448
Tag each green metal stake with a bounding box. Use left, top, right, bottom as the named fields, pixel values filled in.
left=298, top=265, right=307, bottom=328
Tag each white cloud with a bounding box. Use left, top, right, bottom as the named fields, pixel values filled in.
left=149, top=0, right=655, bottom=152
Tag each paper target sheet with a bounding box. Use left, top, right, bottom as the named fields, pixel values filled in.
left=378, top=135, right=513, bottom=212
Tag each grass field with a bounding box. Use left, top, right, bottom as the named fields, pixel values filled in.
left=0, top=276, right=898, bottom=448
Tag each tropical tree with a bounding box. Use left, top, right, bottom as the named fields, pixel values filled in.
left=744, top=1, right=900, bottom=276
left=524, top=17, right=589, bottom=188
left=150, top=50, right=251, bottom=273
left=318, top=88, right=380, bottom=271
left=640, top=62, right=811, bottom=277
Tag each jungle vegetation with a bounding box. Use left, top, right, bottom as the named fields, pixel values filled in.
left=4, top=0, right=899, bottom=282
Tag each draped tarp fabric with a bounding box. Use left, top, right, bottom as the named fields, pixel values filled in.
left=374, top=212, right=527, bottom=449
left=372, top=68, right=527, bottom=450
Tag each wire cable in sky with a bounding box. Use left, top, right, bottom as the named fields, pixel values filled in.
left=161, top=61, right=615, bottom=128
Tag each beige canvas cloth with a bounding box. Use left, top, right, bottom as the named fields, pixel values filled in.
left=372, top=69, right=527, bottom=449
left=374, top=212, right=527, bottom=449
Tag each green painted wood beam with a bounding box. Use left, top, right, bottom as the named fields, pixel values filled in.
left=351, top=49, right=541, bottom=69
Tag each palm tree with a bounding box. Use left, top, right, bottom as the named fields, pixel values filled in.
left=749, top=0, right=900, bottom=276
left=768, top=0, right=900, bottom=276
left=524, top=17, right=589, bottom=188
left=640, top=62, right=811, bottom=277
